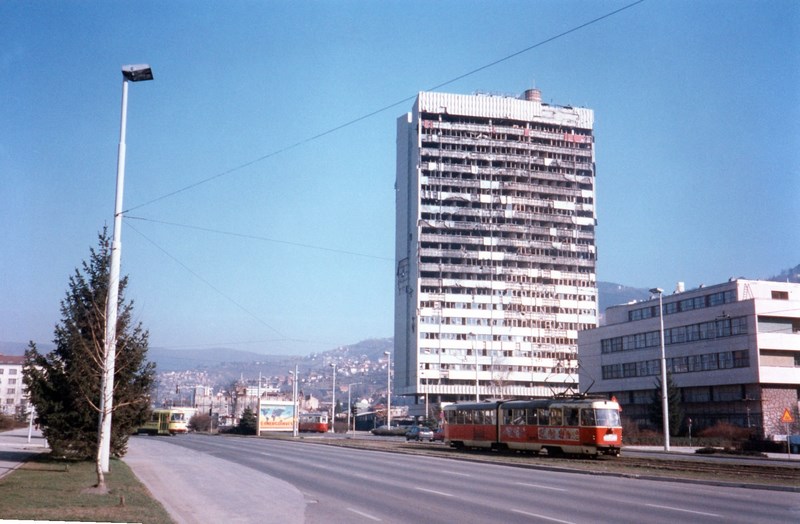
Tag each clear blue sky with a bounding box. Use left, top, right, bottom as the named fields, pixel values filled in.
left=2, top=1, right=798, bottom=355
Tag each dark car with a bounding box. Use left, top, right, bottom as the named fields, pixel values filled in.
left=371, top=424, right=407, bottom=436
left=405, top=425, right=434, bottom=442
left=432, top=428, right=444, bottom=441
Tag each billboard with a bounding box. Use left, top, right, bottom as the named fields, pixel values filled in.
left=258, top=400, right=294, bottom=432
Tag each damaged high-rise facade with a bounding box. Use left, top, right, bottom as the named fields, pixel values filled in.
left=395, top=90, right=598, bottom=404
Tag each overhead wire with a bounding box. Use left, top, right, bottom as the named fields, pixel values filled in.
left=126, top=220, right=361, bottom=350
left=126, top=216, right=393, bottom=262
left=126, top=220, right=287, bottom=340
left=123, top=0, right=647, bottom=215
left=123, top=0, right=649, bottom=351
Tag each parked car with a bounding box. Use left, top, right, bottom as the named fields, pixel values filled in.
left=432, top=428, right=444, bottom=441
left=405, top=425, right=435, bottom=442
left=371, top=424, right=407, bottom=436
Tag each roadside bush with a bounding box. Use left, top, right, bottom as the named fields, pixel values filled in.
left=697, top=422, right=751, bottom=440
left=696, top=422, right=751, bottom=449
left=619, top=417, right=666, bottom=445
left=0, top=414, right=17, bottom=430
left=188, top=413, right=212, bottom=433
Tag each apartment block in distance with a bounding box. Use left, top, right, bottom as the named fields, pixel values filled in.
left=395, top=89, right=597, bottom=405
left=0, top=354, right=27, bottom=417
left=578, top=279, right=800, bottom=439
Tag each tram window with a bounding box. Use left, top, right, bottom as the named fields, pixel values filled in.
left=549, top=408, right=563, bottom=426
left=596, top=409, right=621, bottom=427
left=537, top=409, right=549, bottom=425
left=580, top=408, right=596, bottom=426
left=510, top=409, right=525, bottom=425
left=527, top=409, right=539, bottom=425
left=564, top=408, right=579, bottom=426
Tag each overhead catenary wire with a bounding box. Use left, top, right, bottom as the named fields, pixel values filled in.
left=124, top=0, right=647, bottom=215
left=126, top=216, right=394, bottom=262
left=122, top=1, right=649, bottom=351
left=126, top=221, right=287, bottom=340
left=126, top=221, right=365, bottom=350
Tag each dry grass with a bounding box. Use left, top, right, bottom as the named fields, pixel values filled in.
left=0, top=454, right=174, bottom=523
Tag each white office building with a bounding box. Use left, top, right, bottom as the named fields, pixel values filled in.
left=0, top=354, right=27, bottom=417
left=395, top=90, right=597, bottom=404
left=578, top=279, right=800, bottom=439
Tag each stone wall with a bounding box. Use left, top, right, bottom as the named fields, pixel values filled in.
left=761, top=386, right=799, bottom=438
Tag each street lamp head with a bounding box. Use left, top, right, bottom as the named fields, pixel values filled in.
left=122, top=64, right=154, bottom=82
left=649, top=287, right=663, bottom=295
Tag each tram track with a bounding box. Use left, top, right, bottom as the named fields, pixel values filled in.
left=438, top=446, right=798, bottom=489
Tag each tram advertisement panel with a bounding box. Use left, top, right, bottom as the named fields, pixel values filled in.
left=538, top=427, right=579, bottom=441
left=258, top=400, right=294, bottom=432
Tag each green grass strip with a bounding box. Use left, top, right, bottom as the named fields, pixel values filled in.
left=0, top=454, right=174, bottom=523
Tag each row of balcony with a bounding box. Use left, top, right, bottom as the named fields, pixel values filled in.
left=421, top=135, right=593, bottom=163
left=421, top=119, right=592, bottom=143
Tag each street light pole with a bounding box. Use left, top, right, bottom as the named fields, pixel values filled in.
left=347, top=382, right=362, bottom=434
left=424, top=377, right=429, bottom=422
left=289, top=366, right=298, bottom=437
left=470, top=333, right=480, bottom=402
left=650, top=287, right=670, bottom=451
left=99, top=64, right=153, bottom=473
left=384, top=351, right=392, bottom=427
left=256, top=372, right=262, bottom=437
left=330, top=363, right=336, bottom=433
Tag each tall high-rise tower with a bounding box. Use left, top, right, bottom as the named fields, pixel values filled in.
left=395, top=90, right=597, bottom=404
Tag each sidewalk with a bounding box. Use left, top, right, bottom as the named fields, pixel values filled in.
left=0, top=427, right=48, bottom=480
left=0, top=428, right=305, bottom=523
left=126, top=436, right=305, bottom=523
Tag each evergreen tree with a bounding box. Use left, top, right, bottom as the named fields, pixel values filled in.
left=24, top=229, right=155, bottom=461
left=237, top=407, right=258, bottom=435
left=650, top=371, right=684, bottom=437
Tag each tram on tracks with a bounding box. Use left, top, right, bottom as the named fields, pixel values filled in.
left=137, top=408, right=190, bottom=436
left=298, top=412, right=329, bottom=433
left=443, top=396, right=622, bottom=457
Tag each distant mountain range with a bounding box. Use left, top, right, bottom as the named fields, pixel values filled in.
left=769, top=263, right=800, bottom=284
left=4, top=265, right=798, bottom=370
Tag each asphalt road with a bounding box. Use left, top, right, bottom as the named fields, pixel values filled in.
left=127, top=434, right=800, bottom=524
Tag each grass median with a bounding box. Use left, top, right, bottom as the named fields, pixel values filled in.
left=0, top=454, right=174, bottom=523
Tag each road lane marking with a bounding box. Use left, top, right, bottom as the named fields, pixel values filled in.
left=442, top=470, right=473, bottom=477
left=415, top=487, right=456, bottom=497
left=347, top=508, right=381, bottom=521
left=511, top=509, right=576, bottom=523
left=515, top=482, right=568, bottom=491
left=645, top=503, right=721, bottom=517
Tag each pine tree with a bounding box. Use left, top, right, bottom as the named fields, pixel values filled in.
left=237, top=407, right=258, bottom=435
left=23, top=229, right=155, bottom=463
left=650, top=371, right=684, bottom=437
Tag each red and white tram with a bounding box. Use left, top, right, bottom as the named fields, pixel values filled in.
left=298, top=413, right=329, bottom=433
left=443, top=397, right=622, bottom=457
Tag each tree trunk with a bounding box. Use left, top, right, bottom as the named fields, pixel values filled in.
left=94, top=415, right=108, bottom=492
